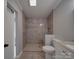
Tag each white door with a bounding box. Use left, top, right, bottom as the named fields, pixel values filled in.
left=4, top=2, right=16, bottom=59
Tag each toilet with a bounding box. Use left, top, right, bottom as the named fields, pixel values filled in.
left=43, top=46, right=54, bottom=54
left=42, top=34, right=55, bottom=59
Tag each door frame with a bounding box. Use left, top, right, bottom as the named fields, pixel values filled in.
left=7, top=2, right=17, bottom=59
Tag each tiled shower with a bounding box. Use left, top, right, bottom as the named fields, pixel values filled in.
left=23, top=18, right=47, bottom=44
left=21, top=18, right=48, bottom=59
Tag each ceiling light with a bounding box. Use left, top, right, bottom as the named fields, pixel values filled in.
left=29, top=0, right=36, bottom=6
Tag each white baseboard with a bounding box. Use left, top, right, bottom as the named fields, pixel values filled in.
left=16, top=51, right=23, bottom=59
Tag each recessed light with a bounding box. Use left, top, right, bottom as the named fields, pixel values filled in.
left=29, top=0, right=36, bottom=6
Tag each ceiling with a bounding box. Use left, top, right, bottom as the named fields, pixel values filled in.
left=17, top=0, right=62, bottom=18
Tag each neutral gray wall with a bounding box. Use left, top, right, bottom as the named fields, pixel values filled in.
left=53, top=0, right=74, bottom=41
left=8, top=0, right=23, bottom=56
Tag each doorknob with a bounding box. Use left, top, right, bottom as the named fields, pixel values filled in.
left=4, top=44, right=9, bottom=48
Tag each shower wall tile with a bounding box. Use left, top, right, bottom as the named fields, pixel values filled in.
left=22, top=14, right=27, bottom=48
left=47, top=11, right=53, bottom=34
left=24, top=18, right=47, bottom=43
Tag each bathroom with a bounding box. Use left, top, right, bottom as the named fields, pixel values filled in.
left=22, top=0, right=74, bottom=59
left=4, top=0, right=74, bottom=59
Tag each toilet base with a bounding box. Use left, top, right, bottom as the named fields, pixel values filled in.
left=45, top=53, right=54, bottom=59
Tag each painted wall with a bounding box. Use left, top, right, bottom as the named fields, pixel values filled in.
left=7, top=0, right=23, bottom=56
left=24, top=18, right=47, bottom=43
left=53, top=0, right=74, bottom=41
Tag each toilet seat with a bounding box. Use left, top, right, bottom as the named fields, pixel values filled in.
left=42, top=46, right=55, bottom=53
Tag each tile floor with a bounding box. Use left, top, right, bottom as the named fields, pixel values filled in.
left=19, top=43, right=45, bottom=59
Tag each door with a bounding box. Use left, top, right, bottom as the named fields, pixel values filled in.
left=4, top=2, right=16, bottom=59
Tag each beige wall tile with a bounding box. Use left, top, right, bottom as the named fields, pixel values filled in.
left=24, top=18, right=47, bottom=43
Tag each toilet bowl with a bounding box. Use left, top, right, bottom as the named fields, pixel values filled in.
left=42, top=46, right=55, bottom=59
left=43, top=46, right=55, bottom=54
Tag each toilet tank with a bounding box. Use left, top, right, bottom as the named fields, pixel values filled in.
left=45, top=34, right=55, bottom=45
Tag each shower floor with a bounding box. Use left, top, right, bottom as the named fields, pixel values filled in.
left=19, top=43, right=45, bottom=59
